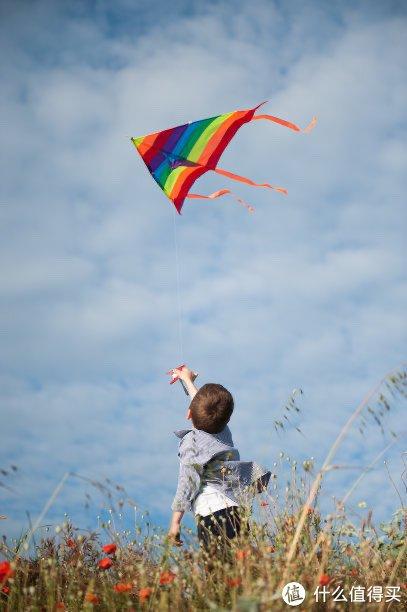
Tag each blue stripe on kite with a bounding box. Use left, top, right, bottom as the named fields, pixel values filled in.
left=153, top=158, right=172, bottom=184
left=163, top=123, right=190, bottom=154
left=148, top=151, right=167, bottom=173
left=171, top=121, right=206, bottom=157
left=148, top=124, right=188, bottom=173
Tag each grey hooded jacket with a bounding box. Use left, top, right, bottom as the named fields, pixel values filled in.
left=171, top=425, right=271, bottom=512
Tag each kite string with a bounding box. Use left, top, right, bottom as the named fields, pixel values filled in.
left=172, top=207, right=184, bottom=361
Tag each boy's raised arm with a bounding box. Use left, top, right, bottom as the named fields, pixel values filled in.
left=168, top=365, right=200, bottom=545
left=173, top=366, right=199, bottom=399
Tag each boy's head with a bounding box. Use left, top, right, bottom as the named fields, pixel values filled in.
left=189, top=383, right=234, bottom=434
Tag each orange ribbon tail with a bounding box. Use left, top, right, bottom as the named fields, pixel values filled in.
left=214, top=167, right=288, bottom=195
left=252, top=113, right=317, bottom=134
left=186, top=189, right=255, bottom=213
left=185, top=164, right=288, bottom=212
left=186, top=189, right=231, bottom=200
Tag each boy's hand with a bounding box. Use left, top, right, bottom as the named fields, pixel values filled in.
left=171, top=365, right=199, bottom=402
left=168, top=511, right=184, bottom=546
left=167, top=529, right=183, bottom=547
left=173, top=365, right=197, bottom=383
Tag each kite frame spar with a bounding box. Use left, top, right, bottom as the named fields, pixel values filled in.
left=131, top=102, right=316, bottom=213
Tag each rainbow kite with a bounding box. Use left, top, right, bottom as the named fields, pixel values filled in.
left=131, top=102, right=316, bottom=214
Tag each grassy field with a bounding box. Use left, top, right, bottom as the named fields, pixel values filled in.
left=1, top=369, right=406, bottom=610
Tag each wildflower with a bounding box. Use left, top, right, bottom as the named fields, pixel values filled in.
left=85, top=592, right=100, bottom=604
left=55, top=604, right=65, bottom=610
left=66, top=538, right=76, bottom=548
left=0, top=561, right=13, bottom=583
left=138, top=587, right=153, bottom=601
left=235, top=549, right=250, bottom=561
left=260, top=500, right=269, bottom=507
left=159, top=570, right=176, bottom=585
left=226, top=577, right=242, bottom=588
left=349, top=567, right=358, bottom=577
left=98, top=557, right=113, bottom=570
left=0, top=561, right=13, bottom=596
left=319, top=574, right=330, bottom=586
left=114, top=583, right=133, bottom=593
left=265, top=545, right=275, bottom=553
left=102, top=543, right=117, bottom=555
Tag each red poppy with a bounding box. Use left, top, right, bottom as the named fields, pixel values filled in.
left=260, top=500, right=269, bottom=507
left=0, top=561, right=13, bottom=583
left=235, top=549, right=250, bottom=561
left=55, top=604, right=65, bottom=610
left=159, top=570, right=176, bottom=585
left=2, top=585, right=10, bottom=595
left=319, top=574, right=330, bottom=586
left=85, top=592, right=100, bottom=604
left=114, top=583, right=133, bottom=593
left=66, top=538, right=76, bottom=549
left=227, top=577, right=242, bottom=588
left=102, top=543, right=117, bottom=555
left=349, top=567, right=358, bottom=577
left=98, top=557, right=113, bottom=570
left=138, top=587, right=153, bottom=601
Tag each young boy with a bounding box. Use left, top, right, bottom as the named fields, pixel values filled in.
left=168, top=365, right=270, bottom=550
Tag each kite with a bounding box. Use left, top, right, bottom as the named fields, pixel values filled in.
left=131, top=102, right=316, bottom=214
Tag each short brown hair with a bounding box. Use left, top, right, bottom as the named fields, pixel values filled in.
left=190, top=383, right=234, bottom=433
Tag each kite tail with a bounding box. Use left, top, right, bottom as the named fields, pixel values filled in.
left=252, top=113, right=317, bottom=133
left=213, top=167, right=288, bottom=195
left=186, top=166, right=287, bottom=212
left=186, top=189, right=255, bottom=213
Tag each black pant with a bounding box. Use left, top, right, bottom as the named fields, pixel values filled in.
left=197, top=507, right=241, bottom=551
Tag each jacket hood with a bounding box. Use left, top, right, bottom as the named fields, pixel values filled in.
left=174, top=425, right=237, bottom=465
left=174, top=429, right=192, bottom=439
left=174, top=426, right=234, bottom=445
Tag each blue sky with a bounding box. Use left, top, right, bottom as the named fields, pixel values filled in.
left=1, top=0, right=406, bottom=540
